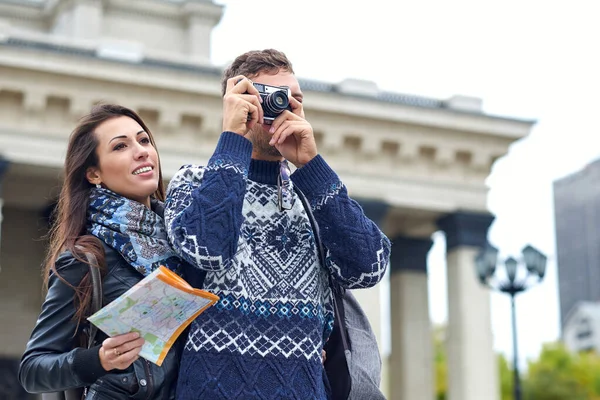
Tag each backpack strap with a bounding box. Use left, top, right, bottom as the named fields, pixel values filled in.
left=295, top=187, right=352, bottom=399
left=75, top=246, right=103, bottom=349
left=60, top=247, right=104, bottom=400
left=84, top=251, right=103, bottom=348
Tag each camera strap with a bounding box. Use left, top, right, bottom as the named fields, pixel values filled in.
left=278, top=160, right=294, bottom=211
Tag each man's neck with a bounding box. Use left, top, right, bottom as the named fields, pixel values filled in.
left=251, top=152, right=284, bottom=163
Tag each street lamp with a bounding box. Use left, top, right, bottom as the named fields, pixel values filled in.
left=475, top=243, right=547, bottom=400
left=0, top=155, right=9, bottom=273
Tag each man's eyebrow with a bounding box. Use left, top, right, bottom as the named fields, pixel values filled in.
left=109, top=130, right=145, bottom=143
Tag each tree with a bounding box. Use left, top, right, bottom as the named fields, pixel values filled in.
left=523, top=342, right=600, bottom=400
left=498, top=353, right=513, bottom=400
left=433, top=330, right=600, bottom=399
left=434, top=326, right=447, bottom=400
left=433, top=325, right=512, bottom=400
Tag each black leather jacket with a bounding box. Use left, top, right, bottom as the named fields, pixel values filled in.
left=19, top=244, right=180, bottom=399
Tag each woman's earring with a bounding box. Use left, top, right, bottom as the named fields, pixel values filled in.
left=96, top=183, right=101, bottom=189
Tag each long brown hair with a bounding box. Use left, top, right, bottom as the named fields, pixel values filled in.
left=44, top=104, right=166, bottom=324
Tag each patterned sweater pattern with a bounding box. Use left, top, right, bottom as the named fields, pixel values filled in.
left=164, top=131, right=390, bottom=400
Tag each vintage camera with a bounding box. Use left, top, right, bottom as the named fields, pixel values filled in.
left=252, top=82, right=292, bottom=124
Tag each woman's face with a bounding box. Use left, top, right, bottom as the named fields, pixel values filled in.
left=86, top=116, right=160, bottom=207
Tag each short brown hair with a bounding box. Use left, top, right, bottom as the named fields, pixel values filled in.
left=221, top=49, right=295, bottom=96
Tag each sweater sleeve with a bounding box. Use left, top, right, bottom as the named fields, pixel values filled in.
left=291, top=155, right=391, bottom=289
left=164, top=131, right=252, bottom=271
left=19, top=252, right=107, bottom=393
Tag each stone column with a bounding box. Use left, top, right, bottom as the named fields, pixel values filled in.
left=50, top=0, right=103, bottom=41
left=437, top=212, right=498, bottom=400
left=389, top=236, right=435, bottom=400
left=0, top=156, right=9, bottom=273
left=184, top=1, right=225, bottom=65
left=352, top=198, right=390, bottom=350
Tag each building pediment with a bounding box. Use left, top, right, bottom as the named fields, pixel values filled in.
left=0, top=0, right=224, bottom=65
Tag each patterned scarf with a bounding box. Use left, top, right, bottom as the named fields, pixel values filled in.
left=87, top=187, right=183, bottom=276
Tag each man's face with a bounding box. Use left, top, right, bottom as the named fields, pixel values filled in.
left=246, top=69, right=304, bottom=159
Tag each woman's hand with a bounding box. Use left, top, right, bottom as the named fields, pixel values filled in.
left=99, top=332, right=145, bottom=371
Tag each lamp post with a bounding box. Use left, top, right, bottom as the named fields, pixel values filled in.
left=475, top=243, right=547, bottom=400
left=0, top=155, right=9, bottom=273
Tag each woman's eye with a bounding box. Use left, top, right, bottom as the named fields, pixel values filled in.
left=113, top=143, right=126, bottom=151
left=140, top=138, right=151, bottom=144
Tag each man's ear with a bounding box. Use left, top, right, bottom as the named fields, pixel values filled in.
left=86, top=167, right=101, bottom=186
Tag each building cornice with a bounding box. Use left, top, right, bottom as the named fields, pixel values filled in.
left=100, top=0, right=223, bottom=22
left=0, top=0, right=224, bottom=21
left=0, top=1, right=49, bottom=22
left=0, top=34, right=536, bottom=131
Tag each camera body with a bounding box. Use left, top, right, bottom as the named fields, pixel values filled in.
left=253, top=82, right=292, bottom=124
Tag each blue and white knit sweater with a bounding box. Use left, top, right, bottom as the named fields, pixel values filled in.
left=165, top=131, right=390, bottom=400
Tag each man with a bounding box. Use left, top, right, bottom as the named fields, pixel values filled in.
left=165, top=49, right=391, bottom=399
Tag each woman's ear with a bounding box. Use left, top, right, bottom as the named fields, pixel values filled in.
left=86, top=167, right=101, bottom=186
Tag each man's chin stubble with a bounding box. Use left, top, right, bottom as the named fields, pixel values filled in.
left=249, top=128, right=282, bottom=158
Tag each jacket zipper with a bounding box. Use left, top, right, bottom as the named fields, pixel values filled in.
left=143, top=359, right=154, bottom=399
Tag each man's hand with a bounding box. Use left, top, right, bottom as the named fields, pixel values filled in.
left=222, top=75, right=264, bottom=136
left=268, top=96, right=317, bottom=168
left=99, top=332, right=145, bottom=371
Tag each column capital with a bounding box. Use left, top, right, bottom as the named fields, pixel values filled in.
left=390, top=235, right=433, bottom=273
left=356, top=197, right=389, bottom=227
left=437, top=211, right=495, bottom=252
left=0, top=155, right=10, bottom=194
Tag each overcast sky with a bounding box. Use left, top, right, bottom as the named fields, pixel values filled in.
left=209, top=0, right=600, bottom=368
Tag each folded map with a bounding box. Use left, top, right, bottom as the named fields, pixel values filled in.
left=87, top=266, right=219, bottom=366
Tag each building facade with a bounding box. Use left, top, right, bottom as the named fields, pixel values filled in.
left=563, top=302, right=600, bottom=354
left=0, top=1, right=535, bottom=399
left=554, top=158, right=600, bottom=332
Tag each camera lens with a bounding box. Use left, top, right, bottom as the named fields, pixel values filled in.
left=263, top=90, right=289, bottom=116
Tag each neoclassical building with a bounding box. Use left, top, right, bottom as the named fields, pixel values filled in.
left=0, top=1, right=534, bottom=399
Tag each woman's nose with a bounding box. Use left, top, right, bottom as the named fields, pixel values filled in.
left=134, top=144, right=149, bottom=159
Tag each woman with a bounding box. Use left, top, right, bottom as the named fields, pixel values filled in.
left=19, top=104, right=187, bottom=399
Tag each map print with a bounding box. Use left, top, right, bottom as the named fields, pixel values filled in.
left=88, top=266, right=219, bottom=366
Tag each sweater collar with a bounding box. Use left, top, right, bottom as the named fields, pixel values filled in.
left=249, top=159, right=280, bottom=185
